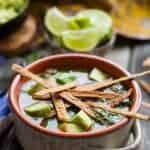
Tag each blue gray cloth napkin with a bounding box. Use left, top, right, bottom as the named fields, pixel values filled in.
left=0, top=93, right=10, bottom=117
left=0, top=56, right=11, bottom=136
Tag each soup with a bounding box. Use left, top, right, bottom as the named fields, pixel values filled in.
left=19, top=67, right=132, bottom=133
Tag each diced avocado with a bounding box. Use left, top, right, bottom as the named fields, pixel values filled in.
left=89, top=68, right=107, bottom=82
left=71, top=110, right=93, bottom=130
left=58, top=123, right=84, bottom=132
left=27, top=84, right=44, bottom=95
left=24, top=102, right=51, bottom=118
left=55, top=72, right=76, bottom=85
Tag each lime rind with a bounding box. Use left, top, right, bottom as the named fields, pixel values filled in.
left=44, top=7, right=70, bottom=36
left=62, top=27, right=103, bottom=52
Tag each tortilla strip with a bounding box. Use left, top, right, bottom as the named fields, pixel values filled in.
left=43, top=103, right=71, bottom=119
left=143, top=57, right=150, bottom=67
left=12, top=64, right=77, bottom=98
left=12, top=64, right=52, bottom=88
left=52, top=95, right=69, bottom=122
left=60, top=92, right=96, bottom=119
left=138, top=80, right=150, bottom=94
left=74, top=79, right=112, bottom=91
left=32, top=81, right=77, bottom=99
left=75, top=70, right=150, bottom=91
left=110, top=88, right=133, bottom=107
left=141, top=101, right=150, bottom=109
left=87, top=102, right=150, bottom=120
left=69, top=90, right=121, bottom=99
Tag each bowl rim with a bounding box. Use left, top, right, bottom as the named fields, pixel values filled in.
left=9, top=53, right=141, bottom=138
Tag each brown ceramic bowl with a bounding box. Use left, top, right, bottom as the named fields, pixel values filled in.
left=9, top=53, right=141, bottom=150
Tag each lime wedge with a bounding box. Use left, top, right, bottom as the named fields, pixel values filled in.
left=62, top=28, right=101, bottom=52
left=45, top=7, right=112, bottom=52
left=68, top=18, right=80, bottom=30
left=77, top=9, right=112, bottom=39
left=44, top=7, right=69, bottom=36
left=75, top=15, right=91, bottom=28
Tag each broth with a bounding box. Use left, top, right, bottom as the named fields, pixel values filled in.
left=19, top=68, right=131, bottom=133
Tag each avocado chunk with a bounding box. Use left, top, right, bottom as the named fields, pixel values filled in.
left=58, top=123, right=84, bottom=132
left=55, top=72, right=76, bottom=85
left=89, top=68, right=107, bottom=82
left=27, top=83, right=44, bottom=95
left=71, top=110, right=93, bottom=130
left=24, top=102, right=51, bottom=118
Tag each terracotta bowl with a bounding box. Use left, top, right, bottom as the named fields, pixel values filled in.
left=9, top=54, right=141, bottom=150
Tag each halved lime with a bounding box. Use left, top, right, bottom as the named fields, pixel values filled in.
left=44, top=7, right=70, bottom=36
left=68, top=18, right=80, bottom=30
left=76, top=9, right=112, bottom=40
left=75, top=15, right=91, bottom=28
left=45, top=7, right=113, bottom=52
left=62, top=27, right=102, bottom=52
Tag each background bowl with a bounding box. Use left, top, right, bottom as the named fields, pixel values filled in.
left=0, top=0, right=30, bottom=39
left=9, top=54, right=141, bottom=150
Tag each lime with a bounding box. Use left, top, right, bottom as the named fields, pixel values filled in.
left=68, top=18, right=80, bottom=30
left=62, top=27, right=102, bottom=52
left=77, top=9, right=112, bottom=40
left=44, top=7, right=70, bottom=36
left=75, top=15, right=91, bottom=28
left=45, top=7, right=113, bottom=52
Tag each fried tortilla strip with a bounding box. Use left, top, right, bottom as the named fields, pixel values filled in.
left=75, top=70, right=150, bottom=91
left=32, top=81, right=77, bottom=99
left=87, top=102, right=150, bottom=121
left=52, top=96, right=69, bottom=122
left=12, top=64, right=52, bottom=88
left=138, top=80, right=150, bottom=94
left=141, top=102, right=150, bottom=109
left=32, top=90, right=51, bottom=100
left=143, top=57, right=150, bottom=67
left=74, top=79, right=112, bottom=91
left=12, top=64, right=77, bottom=99
left=44, top=103, right=71, bottom=119
left=69, top=90, right=121, bottom=99
left=40, top=103, right=71, bottom=126
left=110, top=88, right=133, bottom=107
left=60, top=92, right=96, bottom=119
